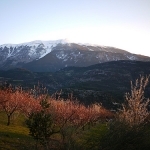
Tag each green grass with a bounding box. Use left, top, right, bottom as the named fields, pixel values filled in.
left=75, top=123, right=108, bottom=150
left=1, top=110, right=150, bottom=150
left=0, top=112, right=35, bottom=150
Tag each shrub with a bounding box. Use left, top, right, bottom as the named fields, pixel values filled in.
left=26, top=98, right=59, bottom=150
left=118, top=75, right=150, bottom=126
left=100, top=75, right=150, bottom=150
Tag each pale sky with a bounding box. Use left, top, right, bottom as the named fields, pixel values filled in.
left=0, top=0, right=150, bottom=56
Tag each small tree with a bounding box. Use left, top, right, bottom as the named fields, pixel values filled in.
left=0, top=87, right=24, bottom=125
left=26, top=97, right=59, bottom=150
left=118, top=75, right=150, bottom=126
left=97, top=75, right=150, bottom=150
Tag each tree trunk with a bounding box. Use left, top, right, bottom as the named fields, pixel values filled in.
left=7, top=115, right=11, bottom=126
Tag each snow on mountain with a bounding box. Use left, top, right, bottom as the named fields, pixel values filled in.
left=0, top=39, right=69, bottom=59
left=0, top=39, right=150, bottom=71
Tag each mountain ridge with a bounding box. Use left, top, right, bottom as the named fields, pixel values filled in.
left=0, top=40, right=150, bottom=72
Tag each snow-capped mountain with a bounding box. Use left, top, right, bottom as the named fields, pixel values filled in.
left=0, top=39, right=68, bottom=64
left=0, top=39, right=150, bottom=72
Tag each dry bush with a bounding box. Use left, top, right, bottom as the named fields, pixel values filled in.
left=20, top=92, right=42, bottom=117
left=48, top=98, right=112, bottom=128
left=43, top=96, right=113, bottom=149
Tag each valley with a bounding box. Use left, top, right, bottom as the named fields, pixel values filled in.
left=1, top=60, right=150, bottom=110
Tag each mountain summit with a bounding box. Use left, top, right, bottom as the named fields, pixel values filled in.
left=0, top=40, right=150, bottom=72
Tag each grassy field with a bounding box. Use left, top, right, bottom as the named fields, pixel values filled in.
left=0, top=111, right=108, bottom=150
left=1, top=111, right=150, bottom=150
left=0, top=112, right=35, bottom=150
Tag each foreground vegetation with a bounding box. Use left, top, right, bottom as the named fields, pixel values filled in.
left=0, top=112, right=35, bottom=150
left=0, top=75, right=150, bottom=149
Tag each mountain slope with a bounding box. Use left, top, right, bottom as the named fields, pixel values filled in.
left=0, top=40, right=67, bottom=69
left=0, top=40, right=150, bottom=72
left=1, top=60, right=150, bottom=109
left=23, top=43, right=150, bottom=72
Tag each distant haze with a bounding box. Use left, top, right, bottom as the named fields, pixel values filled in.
left=0, top=0, right=150, bottom=56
